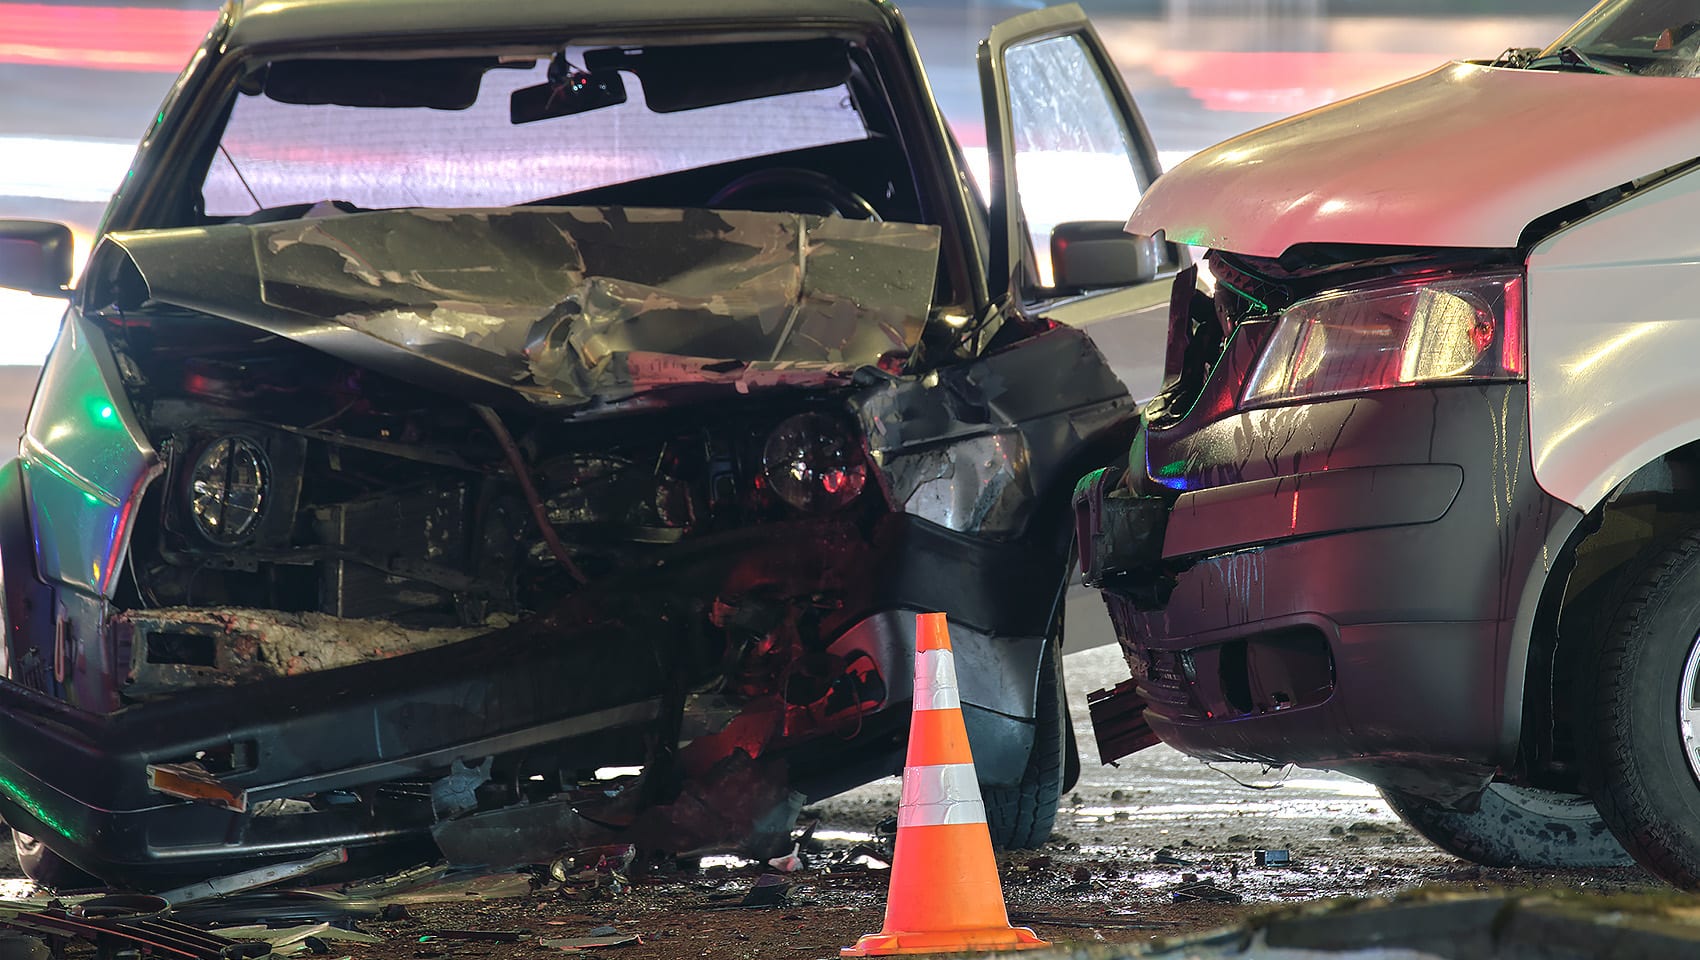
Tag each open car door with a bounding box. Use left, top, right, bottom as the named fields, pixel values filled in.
left=978, top=3, right=1178, bottom=399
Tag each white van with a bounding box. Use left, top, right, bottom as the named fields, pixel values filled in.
left=1079, top=0, right=1700, bottom=887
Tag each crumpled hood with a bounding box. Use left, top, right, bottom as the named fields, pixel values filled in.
left=1128, top=62, right=1700, bottom=258
left=105, top=207, right=941, bottom=407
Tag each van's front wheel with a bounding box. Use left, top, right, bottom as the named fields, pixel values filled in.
left=1587, top=529, right=1700, bottom=888
left=1379, top=783, right=1629, bottom=868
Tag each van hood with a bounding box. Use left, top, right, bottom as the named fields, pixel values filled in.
left=1128, top=62, right=1700, bottom=258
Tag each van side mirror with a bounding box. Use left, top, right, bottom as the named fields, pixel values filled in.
left=0, top=221, right=74, bottom=297
left=1050, top=221, right=1160, bottom=294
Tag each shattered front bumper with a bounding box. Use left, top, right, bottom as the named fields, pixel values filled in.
left=1079, top=385, right=1582, bottom=799
left=0, top=619, right=670, bottom=888
left=0, top=515, right=1057, bottom=888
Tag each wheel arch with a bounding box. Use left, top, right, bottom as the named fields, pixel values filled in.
left=1516, top=438, right=1700, bottom=792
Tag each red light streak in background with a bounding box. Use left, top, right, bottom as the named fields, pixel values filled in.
left=0, top=4, right=213, bottom=72
left=1140, top=50, right=1446, bottom=114
left=2, top=2, right=1439, bottom=120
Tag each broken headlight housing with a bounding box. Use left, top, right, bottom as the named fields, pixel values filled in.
left=761, top=412, right=868, bottom=513
left=1242, top=270, right=1525, bottom=409
left=188, top=436, right=269, bottom=543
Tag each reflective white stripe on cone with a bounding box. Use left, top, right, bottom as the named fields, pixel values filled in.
left=898, top=762, right=986, bottom=828
left=914, top=648, right=961, bottom=711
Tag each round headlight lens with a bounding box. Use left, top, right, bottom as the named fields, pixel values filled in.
left=189, top=437, right=269, bottom=543
left=762, top=412, right=867, bottom=513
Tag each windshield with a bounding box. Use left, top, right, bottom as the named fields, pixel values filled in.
left=202, top=45, right=874, bottom=215
left=1541, top=0, right=1700, bottom=77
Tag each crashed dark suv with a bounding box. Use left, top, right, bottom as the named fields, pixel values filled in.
left=0, top=0, right=1176, bottom=889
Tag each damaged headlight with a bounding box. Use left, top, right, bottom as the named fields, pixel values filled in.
left=189, top=436, right=269, bottom=543
left=762, top=412, right=867, bottom=512
left=1243, top=270, right=1524, bottom=409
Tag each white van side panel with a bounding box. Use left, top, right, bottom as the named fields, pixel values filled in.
left=1527, top=166, right=1700, bottom=513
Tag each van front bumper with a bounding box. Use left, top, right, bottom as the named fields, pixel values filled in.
left=1078, top=385, right=1581, bottom=800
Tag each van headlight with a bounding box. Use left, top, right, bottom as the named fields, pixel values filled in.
left=1243, top=270, right=1525, bottom=409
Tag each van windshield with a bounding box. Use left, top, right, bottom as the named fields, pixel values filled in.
left=1542, top=0, right=1700, bottom=77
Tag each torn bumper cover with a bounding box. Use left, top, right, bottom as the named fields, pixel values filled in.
left=0, top=516, right=1067, bottom=887
left=1080, top=385, right=1578, bottom=800
left=104, top=207, right=941, bottom=407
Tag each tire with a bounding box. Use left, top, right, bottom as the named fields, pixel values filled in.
left=1586, top=528, right=1700, bottom=888
left=12, top=830, right=97, bottom=890
left=984, top=635, right=1066, bottom=850
left=1379, top=783, right=1631, bottom=868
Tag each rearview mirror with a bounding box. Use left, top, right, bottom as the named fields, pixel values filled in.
left=0, top=221, right=73, bottom=297
left=1050, top=221, right=1160, bottom=294
left=511, top=59, right=627, bottom=124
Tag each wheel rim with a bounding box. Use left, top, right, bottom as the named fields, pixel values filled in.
left=1681, top=632, right=1700, bottom=785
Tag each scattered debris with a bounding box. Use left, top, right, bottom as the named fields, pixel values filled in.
left=157, top=848, right=348, bottom=906
left=1254, top=850, right=1291, bottom=868
left=342, top=864, right=451, bottom=900
left=377, top=871, right=537, bottom=905
left=171, top=889, right=381, bottom=927
left=538, top=933, right=641, bottom=951
left=1171, top=881, right=1243, bottom=905
left=212, top=923, right=384, bottom=956
left=0, top=895, right=271, bottom=960
left=766, top=844, right=804, bottom=873
left=738, top=874, right=792, bottom=908
left=1154, top=850, right=1193, bottom=866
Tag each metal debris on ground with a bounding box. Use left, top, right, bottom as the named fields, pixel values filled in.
left=211, top=923, right=384, bottom=956
left=171, top=889, right=381, bottom=927
left=1154, top=850, right=1193, bottom=866
left=738, top=873, right=792, bottom=908
left=339, top=864, right=450, bottom=900
left=0, top=894, right=272, bottom=960
left=1170, top=881, right=1243, bottom=905
left=374, top=871, right=536, bottom=905
left=538, top=933, right=642, bottom=951
left=1254, top=850, right=1291, bottom=868
left=156, top=848, right=348, bottom=905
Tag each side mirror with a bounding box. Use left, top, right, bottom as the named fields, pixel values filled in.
left=0, top=221, right=74, bottom=297
left=1050, top=221, right=1160, bottom=294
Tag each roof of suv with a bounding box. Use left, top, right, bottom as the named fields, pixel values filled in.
left=224, top=0, right=900, bottom=52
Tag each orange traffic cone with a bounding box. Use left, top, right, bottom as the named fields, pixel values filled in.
left=842, top=613, right=1050, bottom=956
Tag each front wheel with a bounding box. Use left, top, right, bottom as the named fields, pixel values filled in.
left=11, top=830, right=97, bottom=890
left=1380, top=783, right=1630, bottom=868
left=1586, top=530, right=1700, bottom=888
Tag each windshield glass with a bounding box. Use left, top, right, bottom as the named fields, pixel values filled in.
left=202, top=46, right=872, bottom=215
left=1542, top=0, right=1700, bottom=76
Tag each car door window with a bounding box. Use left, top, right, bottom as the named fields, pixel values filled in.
left=1004, top=34, right=1147, bottom=287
